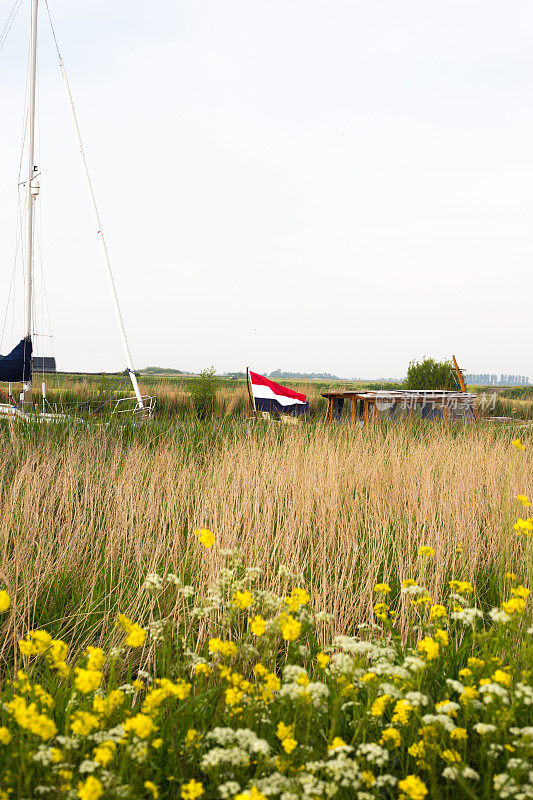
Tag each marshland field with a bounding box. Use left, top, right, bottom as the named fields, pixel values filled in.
left=0, top=376, right=532, bottom=800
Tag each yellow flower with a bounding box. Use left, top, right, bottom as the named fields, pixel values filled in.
left=208, top=638, right=238, bottom=657
left=248, top=615, right=266, bottom=636
left=0, top=727, right=12, bottom=744
left=402, top=579, right=418, bottom=588
left=116, top=614, right=147, bottom=647
left=516, top=495, right=531, bottom=506
left=152, top=738, right=163, bottom=749
left=418, top=546, right=435, bottom=558
left=492, top=669, right=512, bottom=687
left=0, top=590, right=11, bottom=613
left=450, top=727, right=467, bottom=741
left=70, top=711, right=100, bottom=736
left=123, top=713, right=158, bottom=739
left=126, top=624, right=146, bottom=648
left=511, top=439, right=525, bottom=450
left=281, top=736, right=297, bottom=753
left=85, top=646, right=105, bottom=671
left=429, top=604, right=447, bottom=619
left=284, top=588, right=311, bottom=612
left=434, top=629, right=449, bottom=646
left=316, top=652, right=330, bottom=669
left=417, top=636, right=439, bottom=660
left=392, top=699, right=413, bottom=725
left=181, top=779, right=204, bottom=800
left=193, top=528, right=215, bottom=548
left=467, top=657, right=485, bottom=668
left=449, top=580, right=474, bottom=594
left=93, top=741, right=116, bottom=767
left=185, top=728, right=199, bottom=747
left=233, top=590, right=254, bottom=610
left=513, top=518, right=533, bottom=535
left=511, top=585, right=530, bottom=599
left=77, top=776, right=104, bottom=800
left=74, top=668, right=103, bottom=694
left=458, top=668, right=472, bottom=679
left=276, top=722, right=294, bottom=740
left=235, top=789, right=267, bottom=800
left=278, top=614, right=302, bottom=641
left=373, top=583, right=391, bottom=594
left=225, top=687, right=244, bottom=706
left=328, top=736, right=347, bottom=750
left=459, top=686, right=479, bottom=704
left=502, top=597, right=526, bottom=615
left=370, top=694, right=391, bottom=717
left=442, top=749, right=462, bottom=763
left=145, top=782, right=159, bottom=799
left=195, top=662, right=212, bottom=676
left=92, top=690, right=124, bottom=717
left=398, top=775, right=428, bottom=800
left=380, top=728, right=401, bottom=748
left=362, top=771, right=375, bottom=787
left=505, top=572, right=517, bottom=581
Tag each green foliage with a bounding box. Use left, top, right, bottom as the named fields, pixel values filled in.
left=404, top=357, right=459, bottom=391
left=1, top=548, right=532, bottom=799
left=191, top=367, right=219, bottom=419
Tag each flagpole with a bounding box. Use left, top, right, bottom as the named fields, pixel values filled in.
left=246, top=367, right=255, bottom=412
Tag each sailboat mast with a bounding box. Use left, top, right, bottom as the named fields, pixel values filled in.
left=22, top=0, right=38, bottom=403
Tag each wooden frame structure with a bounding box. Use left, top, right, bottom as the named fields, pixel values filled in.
left=322, top=390, right=478, bottom=426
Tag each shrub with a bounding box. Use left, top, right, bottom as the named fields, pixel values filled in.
left=191, top=367, right=218, bottom=419
left=404, top=358, right=459, bottom=391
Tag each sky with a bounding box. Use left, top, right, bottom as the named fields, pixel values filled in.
left=0, top=0, right=531, bottom=379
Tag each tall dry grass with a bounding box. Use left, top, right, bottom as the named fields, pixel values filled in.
left=0, top=418, right=530, bottom=667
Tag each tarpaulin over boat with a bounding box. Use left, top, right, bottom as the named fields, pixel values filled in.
left=0, top=337, right=32, bottom=382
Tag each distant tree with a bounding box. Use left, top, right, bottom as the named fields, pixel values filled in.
left=191, top=367, right=218, bottom=418
left=404, top=358, right=459, bottom=391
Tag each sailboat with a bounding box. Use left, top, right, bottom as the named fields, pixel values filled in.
left=0, top=0, right=155, bottom=423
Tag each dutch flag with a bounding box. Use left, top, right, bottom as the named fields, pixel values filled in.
left=248, top=371, right=309, bottom=416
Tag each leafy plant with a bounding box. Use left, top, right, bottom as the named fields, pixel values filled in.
left=404, top=357, right=460, bottom=391
left=191, top=367, right=219, bottom=419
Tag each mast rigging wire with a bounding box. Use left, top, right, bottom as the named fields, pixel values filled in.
left=0, top=0, right=22, bottom=54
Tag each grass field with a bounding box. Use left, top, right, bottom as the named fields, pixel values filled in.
left=0, top=394, right=531, bottom=799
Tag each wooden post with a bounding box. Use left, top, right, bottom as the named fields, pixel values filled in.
left=452, top=354, right=480, bottom=422
left=364, top=400, right=369, bottom=426
left=351, top=397, right=356, bottom=426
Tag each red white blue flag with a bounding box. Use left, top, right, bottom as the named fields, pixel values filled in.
left=249, top=371, right=309, bottom=416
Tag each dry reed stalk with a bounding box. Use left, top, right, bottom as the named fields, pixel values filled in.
left=0, top=420, right=530, bottom=664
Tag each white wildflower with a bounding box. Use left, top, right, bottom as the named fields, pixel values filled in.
left=421, top=714, right=456, bottom=732
left=78, top=760, right=98, bottom=774
left=218, top=783, right=241, bottom=799
left=404, top=692, right=429, bottom=707
left=442, top=767, right=459, bottom=781
left=356, top=742, right=389, bottom=766
left=144, top=572, right=163, bottom=591
left=451, top=608, right=483, bottom=627
left=489, top=608, right=511, bottom=625
left=474, top=723, right=497, bottom=735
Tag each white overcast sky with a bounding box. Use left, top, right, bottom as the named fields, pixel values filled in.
left=0, top=0, right=531, bottom=378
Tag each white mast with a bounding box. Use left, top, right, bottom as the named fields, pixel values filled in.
left=22, top=0, right=39, bottom=407
left=57, top=58, right=144, bottom=409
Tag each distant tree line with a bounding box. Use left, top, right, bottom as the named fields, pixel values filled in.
left=269, top=369, right=340, bottom=380
left=464, top=374, right=530, bottom=386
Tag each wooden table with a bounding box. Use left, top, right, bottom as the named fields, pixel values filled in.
left=321, top=391, right=477, bottom=426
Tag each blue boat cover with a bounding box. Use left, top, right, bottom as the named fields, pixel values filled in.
left=0, top=337, right=32, bottom=382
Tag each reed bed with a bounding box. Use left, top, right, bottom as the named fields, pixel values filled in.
left=0, top=418, right=530, bottom=667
